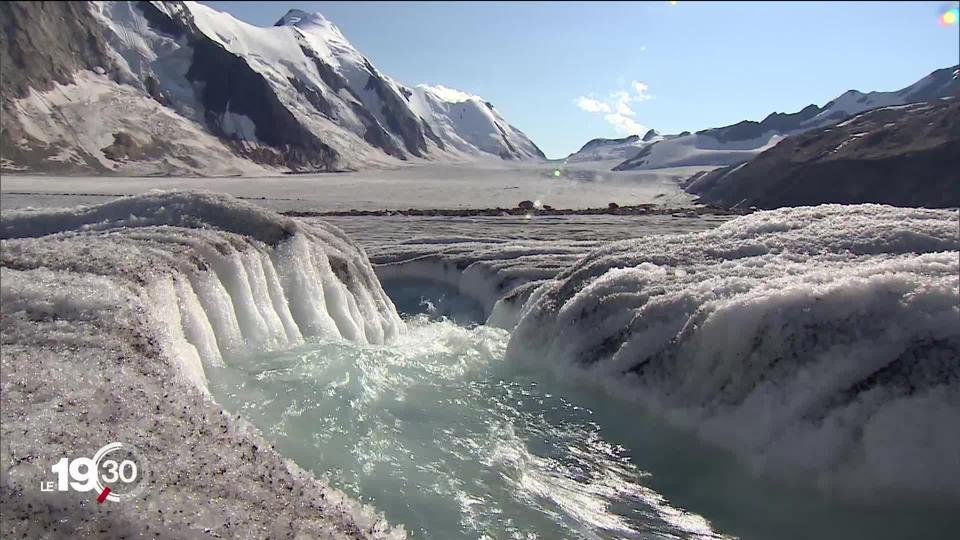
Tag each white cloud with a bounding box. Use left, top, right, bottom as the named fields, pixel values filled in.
left=611, top=91, right=634, bottom=115
left=604, top=113, right=646, bottom=136
left=418, top=84, right=479, bottom=103
left=631, top=81, right=651, bottom=101
left=575, top=96, right=611, bottom=113
left=574, top=80, right=653, bottom=135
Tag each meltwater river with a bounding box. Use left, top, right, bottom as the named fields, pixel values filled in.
left=208, top=317, right=958, bottom=540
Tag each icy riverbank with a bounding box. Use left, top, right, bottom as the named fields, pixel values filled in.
left=1, top=192, right=404, bottom=538
left=506, top=204, right=960, bottom=498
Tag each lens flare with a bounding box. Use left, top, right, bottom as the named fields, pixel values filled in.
left=941, top=6, right=959, bottom=25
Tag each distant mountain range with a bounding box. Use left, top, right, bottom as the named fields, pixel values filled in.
left=685, top=98, right=960, bottom=209
left=0, top=1, right=544, bottom=176
left=2, top=0, right=956, bottom=198
left=566, top=66, right=959, bottom=172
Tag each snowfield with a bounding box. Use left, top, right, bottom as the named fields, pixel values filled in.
left=0, top=162, right=708, bottom=212
left=505, top=205, right=960, bottom=497
left=611, top=131, right=787, bottom=171
left=1, top=192, right=404, bottom=538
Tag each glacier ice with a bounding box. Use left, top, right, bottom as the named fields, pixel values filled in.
left=1, top=190, right=403, bottom=355
left=3, top=191, right=957, bottom=537
left=0, top=191, right=405, bottom=538
left=325, top=213, right=730, bottom=325
left=505, top=204, right=960, bottom=497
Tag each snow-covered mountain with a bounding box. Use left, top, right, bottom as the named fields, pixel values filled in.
left=564, top=129, right=664, bottom=164
left=0, top=2, right=544, bottom=175
left=566, top=66, right=959, bottom=171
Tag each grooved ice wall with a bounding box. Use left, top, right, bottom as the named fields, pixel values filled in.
left=1, top=191, right=404, bottom=387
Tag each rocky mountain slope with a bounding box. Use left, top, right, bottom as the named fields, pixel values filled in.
left=685, top=98, right=960, bottom=208
left=0, top=2, right=544, bottom=176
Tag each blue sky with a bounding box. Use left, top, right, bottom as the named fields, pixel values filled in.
left=203, top=1, right=959, bottom=158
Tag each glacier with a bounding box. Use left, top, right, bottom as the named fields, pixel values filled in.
left=505, top=204, right=960, bottom=497
left=2, top=192, right=958, bottom=538
left=0, top=191, right=405, bottom=537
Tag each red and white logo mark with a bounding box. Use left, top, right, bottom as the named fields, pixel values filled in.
left=41, top=442, right=146, bottom=504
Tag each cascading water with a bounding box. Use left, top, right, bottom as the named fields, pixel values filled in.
left=207, top=317, right=726, bottom=539
left=206, top=313, right=960, bottom=540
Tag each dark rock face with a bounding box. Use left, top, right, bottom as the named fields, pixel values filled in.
left=420, top=119, right=445, bottom=150
left=185, top=38, right=339, bottom=170
left=296, top=43, right=408, bottom=159
left=686, top=99, right=960, bottom=209
left=697, top=104, right=822, bottom=144
left=135, top=0, right=187, bottom=38
left=0, top=1, right=117, bottom=173
left=101, top=131, right=181, bottom=164
left=102, top=132, right=144, bottom=161
left=349, top=101, right=406, bottom=159
left=363, top=61, right=428, bottom=157
left=144, top=74, right=167, bottom=104
left=288, top=76, right=334, bottom=118
left=297, top=43, right=423, bottom=159
left=642, top=129, right=659, bottom=141
left=611, top=144, right=655, bottom=171
left=132, top=2, right=341, bottom=171
left=301, top=45, right=351, bottom=93
left=897, top=66, right=960, bottom=103
left=495, top=124, right=518, bottom=157
left=0, top=1, right=113, bottom=100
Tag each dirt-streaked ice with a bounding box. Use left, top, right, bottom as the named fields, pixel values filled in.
left=506, top=204, right=960, bottom=497
left=1, top=191, right=405, bottom=538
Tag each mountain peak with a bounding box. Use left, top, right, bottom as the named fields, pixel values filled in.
left=274, top=9, right=333, bottom=29
left=418, top=84, right=481, bottom=104
left=642, top=129, right=660, bottom=141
